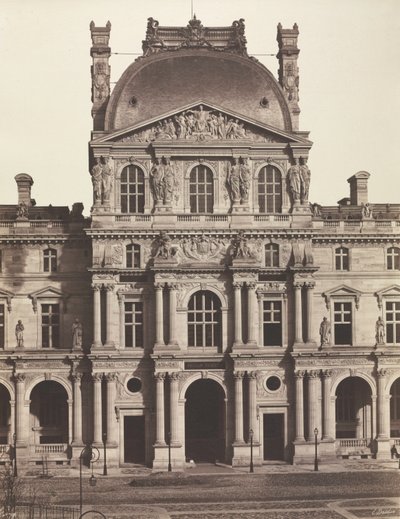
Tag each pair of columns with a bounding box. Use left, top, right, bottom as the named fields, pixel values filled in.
left=293, top=281, right=315, bottom=344
left=233, top=371, right=258, bottom=444
left=154, top=283, right=178, bottom=347
left=233, top=282, right=257, bottom=346
left=92, top=283, right=114, bottom=347
left=91, top=372, right=118, bottom=445
left=154, top=372, right=180, bottom=445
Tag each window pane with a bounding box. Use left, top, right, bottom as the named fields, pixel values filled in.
left=120, top=166, right=145, bottom=213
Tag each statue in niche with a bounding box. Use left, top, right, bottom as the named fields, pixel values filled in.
left=91, top=157, right=103, bottom=204
left=101, top=157, right=113, bottom=203
left=16, top=201, right=28, bottom=220
left=163, top=157, right=175, bottom=204
left=287, top=158, right=301, bottom=204
left=150, top=157, right=177, bottom=206
left=15, top=320, right=24, bottom=348
left=299, top=157, right=311, bottom=204
left=319, top=317, right=331, bottom=346
left=231, top=231, right=252, bottom=259
left=72, top=318, right=83, bottom=349
left=150, top=158, right=164, bottom=204
left=375, top=317, right=385, bottom=345
left=227, top=158, right=242, bottom=203
left=239, top=158, right=251, bottom=203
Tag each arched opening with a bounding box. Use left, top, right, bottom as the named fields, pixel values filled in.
left=189, top=165, right=214, bottom=213
left=390, top=378, right=400, bottom=439
left=120, top=165, right=145, bottom=213
left=0, top=384, right=11, bottom=444
left=187, top=290, right=222, bottom=349
left=30, top=381, right=68, bottom=445
left=335, top=377, right=372, bottom=440
left=185, top=379, right=225, bottom=463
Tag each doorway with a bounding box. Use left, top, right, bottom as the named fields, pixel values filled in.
left=263, top=413, right=284, bottom=460
left=124, top=416, right=145, bottom=464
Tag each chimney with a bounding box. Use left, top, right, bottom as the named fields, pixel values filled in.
left=347, top=171, right=370, bottom=206
left=14, top=173, right=34, bottom=206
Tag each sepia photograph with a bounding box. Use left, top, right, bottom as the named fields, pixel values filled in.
left=0, top=0, right=400, bottom=517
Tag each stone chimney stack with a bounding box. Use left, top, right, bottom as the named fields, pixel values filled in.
left=347, top=171, right=370, bottom=206
left=277, top=23, right=300, bottom=130
left=90, top=20, right=112, bottom=131
left=14, top=173, right=34, bottom=206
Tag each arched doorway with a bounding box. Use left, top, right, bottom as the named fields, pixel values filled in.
left=185, top=379, right=225, bottom=463
left=390, top=378, right=400, bottom=439
left=0, top=384, right=11, bottom=444
left=30, top=381, right=68, bottom=445
left=335, top=377, right=372, bottom=439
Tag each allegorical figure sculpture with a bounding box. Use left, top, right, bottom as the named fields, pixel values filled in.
left=231, top=231, right=252, bottom=259
left=154, top=231, right=175, bottom=260
left=287, top=158, right=301, bottom=204
left=227, top=158, right=241, bottom=203
left=239, top=158, right=251, bottom=203
left=150, top=157, right=177, bottom=206
left=375, top=316, right=385, bottom=345
left=299, top=157, right=311, bottom=204
left=72, top=318, right=83, bottom=349
left=91, top=156, right=113, bottom=206
left=361, top=203, right=372, bottom=219
left=91, top=157, right=103, bottom=204
left=16, top=201, right=29, bottom=220
left=319, top=317, right=331, bottom=346
left=15, top=320, right=24, bottom=348
left=101, top=158, right=113, bottom=204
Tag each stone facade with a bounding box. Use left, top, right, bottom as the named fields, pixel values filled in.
left=0, top=17, right=400, bottom=472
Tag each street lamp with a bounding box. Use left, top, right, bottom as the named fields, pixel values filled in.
left=314, top=428, right=319, bottom=472
left=102, top=431, right=107, bottom=476
left=79, top=445, right=100, bottom=517
left=249, top=429, right=254, bottom=473
left=12, top=433, right=17, bottom=477
left=167, top=431, right=172, bottom=472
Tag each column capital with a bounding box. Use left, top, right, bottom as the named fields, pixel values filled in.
left=246, top=281, right=257, bottom=290
left=304, top=281, right=315, bottom=289
left=294, top=370, right=306, bottom=379
left=293, top=281, right=304, bottom=289
left=377, top=368, right=387, bottom=379
left=154, top=282, right=165, bottom=290
left=307, top=369, right=320, bottom=378
left=92, top=372, right=103, bottom=382
left=166, top=283, right=179, bottom=290
left=154, top=372, right=167, bottom=381
left=104, top=283, right=115, bottom=292
left=233, top=281, right=243, bottom=290
left=105, top=372, right=118, bottom=382
left=91, top=284, right=102, bottom=291
left=322, top=369, right=332, bottom=379
left=234, top=371, right=245, bottom=379
left=169, top=371, right=181, bottom=381
left=248, top=371, right=258, bottom=380
left=71, top=372, right=83, bottom=383
left=14, top=373, right=26, bottom=383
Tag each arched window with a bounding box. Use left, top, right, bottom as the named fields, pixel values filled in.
left=120, top=165, right=145, bottom=213
left=189, top=165, right=213, bottom=213
left=387, top=247, right=400, bottom=270
left=43, top=248, right=57, bottom=272
left=188, top=291, right=221, bottom=347
left=265, top=244, right=279, bottom=267
left=126, top=244, right=140, bottom=268
left=258, top=165, right=282, bottom=213
left=335, top=247, right=349, bottom=271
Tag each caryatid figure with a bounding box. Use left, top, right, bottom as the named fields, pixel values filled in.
left=287, top=158, right=301, bottom=204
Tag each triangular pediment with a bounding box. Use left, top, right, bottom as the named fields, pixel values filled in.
left=376, top=285, right=400, bottom=309
left=93, top=101, right=312, bottom=146
left=29, top=286, right=69, bottom=312
left=323, top=284, right=362, bottom=309
left=0, top=288, right=15, bottom=312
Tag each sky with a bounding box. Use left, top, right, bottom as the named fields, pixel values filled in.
left=1, top=0, right=399, bottom=213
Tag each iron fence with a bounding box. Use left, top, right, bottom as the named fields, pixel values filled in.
left=1, top=503, right=80, bottom=519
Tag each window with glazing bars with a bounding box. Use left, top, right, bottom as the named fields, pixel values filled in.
left=43, top=249, right=57, bottom=272
left=387, top=247, right=400, bottom=270
left=189, top=165, right=213, bottom=213
left=263, top=301, right=282, bottom=346
left=265, top=244, right=279, bottom=267
left=41, top=304, right=60, bottom=348
left=258, top=165, right=282, bottom=213
left=188, top=291, right=221, bottom=347
left=386, top=301, right=400, bottom=344
left=335, top=247, right=349, bottom=271
left=126, top=244, right=140, bottom=268
left=124, top=302, right=143, bottom=348
left=334, top=302, right=352, bottom=344
left=121, top=165, right=145, bottom=213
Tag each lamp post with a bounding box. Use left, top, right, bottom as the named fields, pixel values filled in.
left=102, top=431, right=107, bottom=476
left=167, top=431, right=172, bottom=472
left=12, top=433, right=17, bottom=477
left=314, top=427, right=319, bottom=472
left=249, top=429, right=254, bottom=473
left=79, top=445, right=100, bottom=517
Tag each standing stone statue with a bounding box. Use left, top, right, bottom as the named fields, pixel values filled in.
left=287, top=158, right=301, bottom=204
left=16, top=201, right=29, bottom=220
left=319, top=317, right=331, bottom=346
left=162, top=157, right=175, bottom=204
left=150, top=158, right=164, bottom=204
left=15, top=320, right=24, bottom=348
left=299, top=157, right=311, bottom=204
left=361, top=203, right=372, bottom=219
left=228, top=158, right=241, bottom=203
left=239, top=158, right=251, bottom=203
left=375, top=316, right=385, bottom=345
left=72, top=318, right=83, bottom=349
left=91, top=158, right=103, bottom=204
left=101, top=158, right=113, bottom=204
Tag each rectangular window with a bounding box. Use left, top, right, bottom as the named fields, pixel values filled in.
left=0, top=304, right=4, bottom=348
left=41, top=304, right=60, bottom=348
left=263, top=301, right=282, bottom=346
left=334, top=302, right=352, bottom=345
left=386, top=301, right=400, bottom=344
left=124, top=302, right=143, bottom=348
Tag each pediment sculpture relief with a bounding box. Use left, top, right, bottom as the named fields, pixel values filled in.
left=116, top=106, right=280, bottom=144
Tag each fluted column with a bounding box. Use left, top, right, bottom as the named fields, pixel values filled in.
left=92, top=373, right=103, bottom=445
left=168, top=284, right=178, bottom=346
left=104, top=284, right=114, bottom=347
left=377, top=369, right=388, bottom=438
left=257, top=292, right=263, bottom=346
left=169, top=372, right=180, bottom=444
left=105, top=373, right=118, bottom=444
left=155, top=283, right=165, bottom=346
left=71, top=373, right=83, bottom=445
left=305, top=281, right=315, bottom=343
left=154, top=373, right=166, bottom=445
left=247, top=283, right=257, bottom=345
left=322, top=370, right=332, bottom=440
left=294, top=370, right=305, bottom=441
left=233, top=282, right=243, bottom=345
left=294, top=282, right=303, bottom=343
left=15, top=374, right=26, bottom=445
left=307, top=370, right=319, bottom=441
left=234, top=372, right=245, bottom=443
left=92, top=284, right=102, bottom=347
left=248, top=371, right=258, bottom=442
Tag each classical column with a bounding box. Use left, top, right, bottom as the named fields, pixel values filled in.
left=247, top=283, right=257, bottom=345
left=154, top=373, right=166, bottom=445
left=321, top=370, right=332, bottom=440
left=155, top=283, right=165, bottom=346
left=168, top=284, right=178, bottom=346
left=294, top=370, right=305, bottom=441
left=294, top=282, right=303, bottom=344
left=257, top=292, right=264, bottom=346
left=92, top=284, right=102, bottom=347
left=307, top=370, right=319, bottom=441
left=233, top=282, right=243, bottom=345
left=71, top=373, right=83, bottom=445
left=15, top=374, right=26, bottom=445
left=371, top=395, right=377, bottom=439
left=105, top=373, right=118, bottom=444
left=92, top=373, right=103, bottom=445
left=234, top=372, right=245, bottom=443
left=104, top=284, right=114, bottom=347
left=169, top=372, right=180, bottom=444
left=377, top=369, right=388, bottom=438
left=248, top=371, right=258, bottom=442
left=305, top=282, right=315, bottom=343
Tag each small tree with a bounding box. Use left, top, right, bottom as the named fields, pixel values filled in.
left=0, top=467, right=22, bottom=519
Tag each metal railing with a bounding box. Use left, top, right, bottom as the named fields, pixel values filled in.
left=13, top=503, right=80, bottom=519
